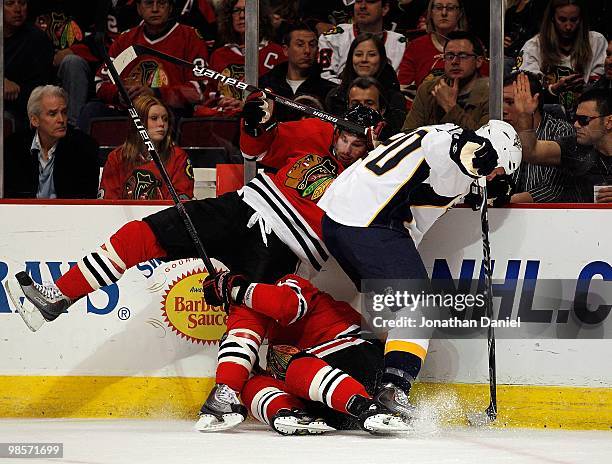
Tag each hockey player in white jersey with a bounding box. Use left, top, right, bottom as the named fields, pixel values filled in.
left=318, top=0, right=406, bottom=84
left=319, top=120, right=522, bottom=412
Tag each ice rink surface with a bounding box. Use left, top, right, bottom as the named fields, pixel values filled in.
left=0, top=419, right=610, bottom=464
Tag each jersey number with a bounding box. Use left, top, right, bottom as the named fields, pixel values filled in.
left=365, top=129, right=427, bottom=175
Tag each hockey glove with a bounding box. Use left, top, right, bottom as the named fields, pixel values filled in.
left=464, top=175, right=515, bottom=210
left=242, top=91, right=276, bottom=137
left=365, top=121, right=387, bottom=150
left=450, top=130, right=499, bottom=179
left=202, top=271, right=251, bottom=314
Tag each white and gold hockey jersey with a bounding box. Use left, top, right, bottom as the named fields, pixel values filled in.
left=319, top=124, right=474, bottom=247
left=318, top=24, right=406, bottom=84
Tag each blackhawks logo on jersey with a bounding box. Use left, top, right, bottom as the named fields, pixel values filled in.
left=124, top=169, right=163, bottom=199
left=218, top=63, right=245, bottom=99
left=126, top=60, right=169, bottom=88
left=285, top=154, right=339, bottom=201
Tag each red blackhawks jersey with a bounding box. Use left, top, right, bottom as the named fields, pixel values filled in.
left=99, top=145, right=194, bottom=200
left=245, top=274, right=361, bottom=350
left=95, top=22, right=209, bottom=107
left=240, top=118, right=341, bottom=272
left=207, top=41, right=285, bottom=99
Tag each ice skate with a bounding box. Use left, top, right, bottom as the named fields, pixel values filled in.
left=271, top=409, right=336, bottom=436
left=373, top=383, right=416, bottom=421
left=347, top=395, right=412, bottom=435
left=194, top=384, right=248, bottom=432
left=4, top=271, right=71, bottom=332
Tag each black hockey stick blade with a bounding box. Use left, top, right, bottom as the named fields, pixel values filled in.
left=120, top=44, right=368, bottom=136
left=95, top=34, right=217, bottom=277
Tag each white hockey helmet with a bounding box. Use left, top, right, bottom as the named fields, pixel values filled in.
left=475, top=120, right=522, bottom=175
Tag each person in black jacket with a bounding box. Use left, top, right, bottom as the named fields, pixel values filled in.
left=326, top=32, right=406, bottom=135
left=4, top=0, right=54, bottom=132
left=259, top=21, right=336, bottom=121
left=3, top=85, right=100, bottom=199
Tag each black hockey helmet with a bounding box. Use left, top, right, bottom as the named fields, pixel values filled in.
left=341, top=104, right=384, bottom=137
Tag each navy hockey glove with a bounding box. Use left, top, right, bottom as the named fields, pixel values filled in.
left=242, top=91, right=276, bottom=137
left=450, top=130, right=499, bottom=179
left=202, top=271, right=251, bottom=313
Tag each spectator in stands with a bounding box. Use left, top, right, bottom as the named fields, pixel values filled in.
left=79, top=0, right=209, bottom=131
left=3, top=85, right=99, bottom=199
left=397, top=0, right=467, bottom=91
left=53, top=0, right=141, bottom=127
left=504, top=0, right=547, bottom=67
left=514, top=74, right=612, bottom=203
left=518, top=0, right=607, bottom=117
left=298, top=0, right=352, bottom=36
left=502, top=71, right=579, bottom=203
left=99, top=95, right=193, bottom=200
left=4, top=0, right=54, bottom=132
left=587, top=38, right=611, bottom=91
left=174, top=0, right=218, bottom=50
left=326, top=33, right=405, bottom=130
left=259, top=22, right=335, bottom=122
left=403, top=30, right=488, bottom=131
left=201, top=0, right=284, bottom=117
left=318, top=0, right=406, bottom=84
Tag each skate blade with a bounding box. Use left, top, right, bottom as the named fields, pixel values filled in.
left=194, top=413, right=244, bottom=432
left=273, top=417, right=336, bottom=436
left=4, top=280, right=45, bottom=332
left=363, top=414, right=413, bottom=435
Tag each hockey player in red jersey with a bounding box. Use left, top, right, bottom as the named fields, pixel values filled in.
left=196, top=272, right=412, bottom=435
left=5, top=101, right=382, bottom=334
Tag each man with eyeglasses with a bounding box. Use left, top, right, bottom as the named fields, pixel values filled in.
left=84, top=0, right=209, bottom=128
left=318, top=0, right=406, bottom=84
left=403, top=30, right=488, bottom=131
left=514, top=73, right=612, bottom=203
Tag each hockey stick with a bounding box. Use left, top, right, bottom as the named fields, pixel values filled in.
left=95, top=36, right=217, bottom=277
left=111, top=45, right=368, bottom=136
left=467, top=178, right=498, bottom=426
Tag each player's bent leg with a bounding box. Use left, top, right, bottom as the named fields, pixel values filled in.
left=6, top=220, right=167, bottom=332
left=284, top=353, right=411, bottom=435
left=215, top=306, right=269, bottom=392
left=242, top=375, right=335, bottom=436
left=379, top=338, right=428, bottom=419
left=196, top=308, right=268, bottom=432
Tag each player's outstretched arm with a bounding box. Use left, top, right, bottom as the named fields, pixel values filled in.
left=203, top=272, right=310, bottom=326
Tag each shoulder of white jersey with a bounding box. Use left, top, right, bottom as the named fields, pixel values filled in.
left=386, top=30, right=407, bottom=43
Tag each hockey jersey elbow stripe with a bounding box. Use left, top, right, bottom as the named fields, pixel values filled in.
left=248, top=176, right=328, bottom=266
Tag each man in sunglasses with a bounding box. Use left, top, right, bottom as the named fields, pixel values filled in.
left=403, top=30, right=489, bottom=131
left=514, top=73, right=612, bottom=203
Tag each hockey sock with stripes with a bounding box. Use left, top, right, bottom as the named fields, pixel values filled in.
left=242, top=375, right=305, bottom=426
left=284, top=355, right=370, bottom=414
left=56, top=220, right=166, bottom=300
left=216, top=327, right=263, bottom=392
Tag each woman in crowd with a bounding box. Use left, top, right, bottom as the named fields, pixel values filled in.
left=504, top=0, right=547, bottom=60
left=99, top=95, right=193, bottom=200
left=397, top=0, right=467, bottom=89
left=519, top=0, right=607, bottom=116
left=199, top=0, right=284, bottom=117
left=325, top=33, right=406, bottom=135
